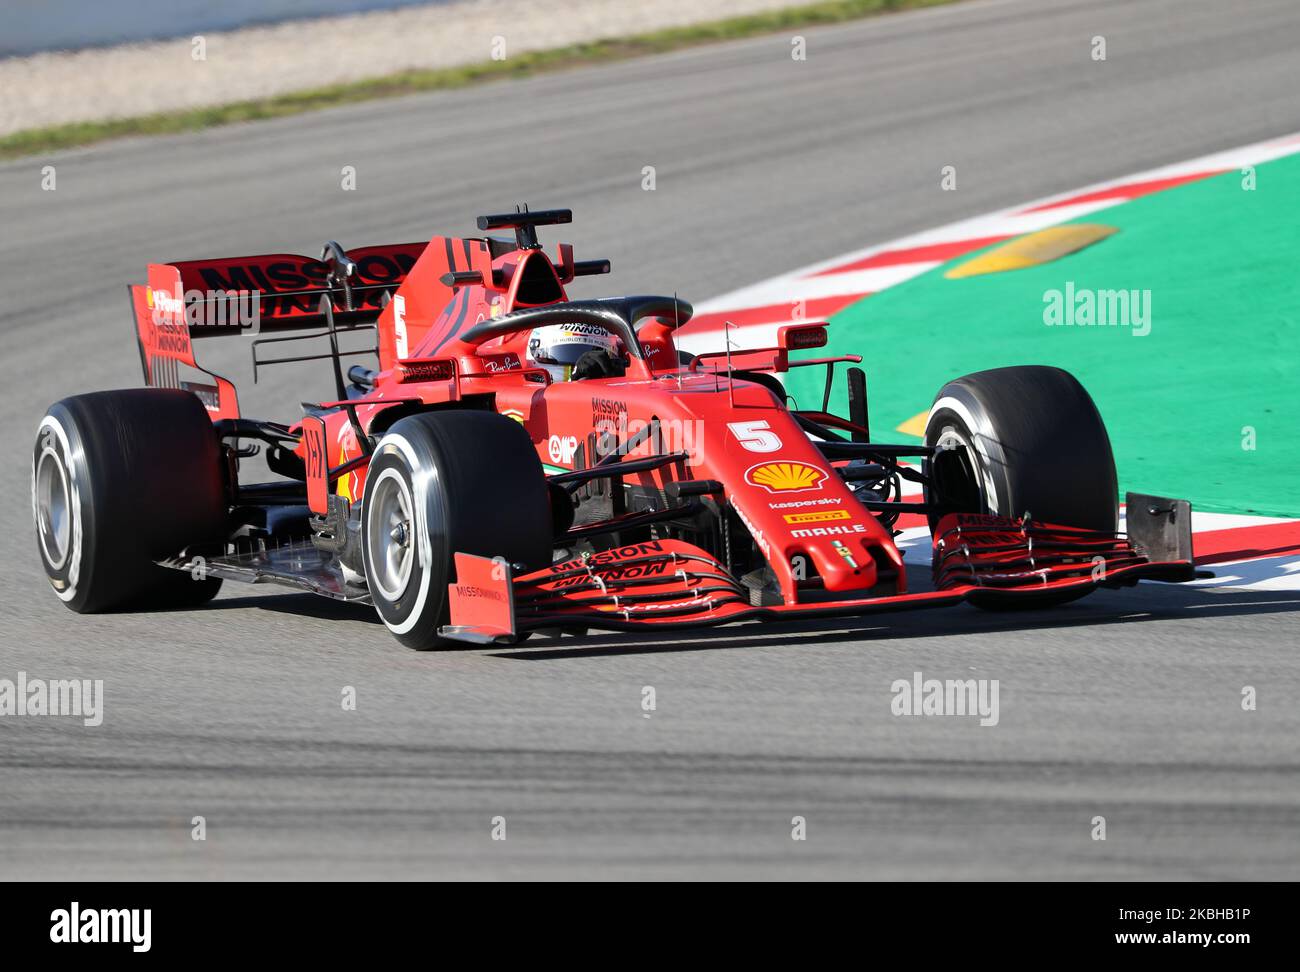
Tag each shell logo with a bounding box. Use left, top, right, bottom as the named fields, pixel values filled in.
left=745, top=461, right=828, bottom=493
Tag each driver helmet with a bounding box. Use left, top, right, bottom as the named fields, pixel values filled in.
left=525, top=322, right=620, bottom=382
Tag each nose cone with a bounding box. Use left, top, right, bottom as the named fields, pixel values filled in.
left=727, top=454, right=903, bottom=599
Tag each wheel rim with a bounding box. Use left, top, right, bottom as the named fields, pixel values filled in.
left=366, top=468, right=416, bottom=603
left=932, top=421, right=993, bottom=515
left=35, top=445, right=71, bottom=570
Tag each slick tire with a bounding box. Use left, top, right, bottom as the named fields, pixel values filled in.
left=360, top=410, right=552, bottom=650
left=33, top=389, right=226, bottom=613
left=922, top=366, right=1118, bottom=610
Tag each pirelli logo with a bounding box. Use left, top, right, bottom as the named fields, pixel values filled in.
left=783, top=509, right=851, bottom=525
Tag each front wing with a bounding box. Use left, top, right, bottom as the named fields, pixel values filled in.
left=441, top=493, right=1201, bottom=643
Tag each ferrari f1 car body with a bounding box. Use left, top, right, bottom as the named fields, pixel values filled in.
left=32, top=208, right=1199, bottom=648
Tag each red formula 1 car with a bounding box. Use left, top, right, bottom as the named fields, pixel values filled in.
left=32, top=208, right=1199, bottom=648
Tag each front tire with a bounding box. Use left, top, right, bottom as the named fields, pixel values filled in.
left=33, top=389, right=226, bottom=612
left=360, top=410, right=552, bottom=649
left=922, top=366, right=1117, bottom=611
left=922, top=365, right=1118, bottom=533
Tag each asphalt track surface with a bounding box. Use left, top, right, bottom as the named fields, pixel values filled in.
left=1, top=0, right=1298, bottom=880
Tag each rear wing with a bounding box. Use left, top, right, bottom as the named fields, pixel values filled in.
left=145, top=241, right=428, bottom=336
left=130, top=241, right=428, bottom=419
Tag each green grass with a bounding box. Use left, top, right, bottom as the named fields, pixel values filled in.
left=786, top=155, right=1300, bottom=517
left=0, top=0, right=959, bottom=159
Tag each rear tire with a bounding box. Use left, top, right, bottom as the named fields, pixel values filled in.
left=33, top=389, right=226, bottom=612
left=360, top=410, right=552, bottom=650
left=922, top=366, right=1117, bottom=610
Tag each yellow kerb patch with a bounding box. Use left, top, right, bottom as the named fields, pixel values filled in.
left=945, top=224, right=1118, bottom=279
left=896, top=410, right=929, bottom=438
